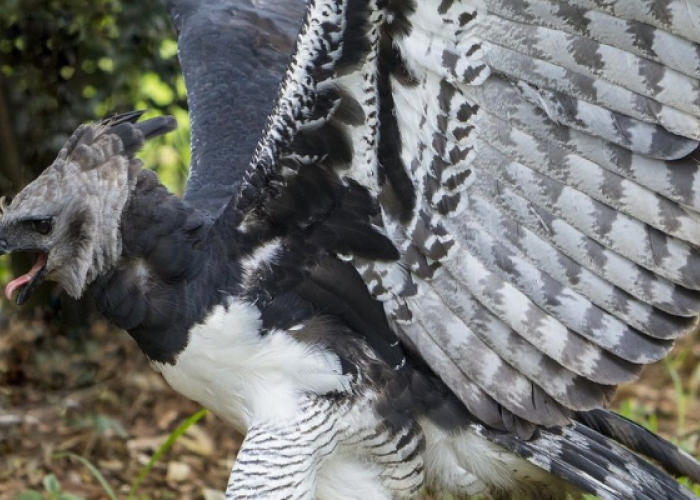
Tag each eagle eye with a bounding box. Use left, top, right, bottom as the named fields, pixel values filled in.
left=24, top=218, right=53, bottom=235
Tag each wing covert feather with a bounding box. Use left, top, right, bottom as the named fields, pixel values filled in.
left=230, top=0, right=700, bottom=431
left=385, top=0, right=700, bottom=427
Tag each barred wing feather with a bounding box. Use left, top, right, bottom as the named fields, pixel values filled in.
left=236, top=0, right=700, bottom=431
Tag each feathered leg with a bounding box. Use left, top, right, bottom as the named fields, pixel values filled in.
left=225, top=400, right=339, bottom=500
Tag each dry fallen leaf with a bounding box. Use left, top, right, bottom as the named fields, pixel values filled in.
left=202, top=487, right=225, bottom=500
left=126, top=435, right=167, bottom=452
left=179, top=424, right=215, bottom=457
left=166, top=460, right=192, bottom=483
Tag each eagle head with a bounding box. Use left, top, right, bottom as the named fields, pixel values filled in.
left=0, top=112, right=176, bottom=304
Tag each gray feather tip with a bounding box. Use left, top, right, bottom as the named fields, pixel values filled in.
left=136, top=115, right=178, bottom=140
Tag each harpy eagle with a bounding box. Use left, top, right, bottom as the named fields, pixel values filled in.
left=2, top=0, right=700, bottom=498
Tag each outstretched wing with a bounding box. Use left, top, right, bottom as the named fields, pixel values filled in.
left=227, top=0, right=700, bottom=433
left=166, top=0, right=308, bottom=216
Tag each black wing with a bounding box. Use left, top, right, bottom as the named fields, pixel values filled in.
left=166, top=0, right=308, bottom=216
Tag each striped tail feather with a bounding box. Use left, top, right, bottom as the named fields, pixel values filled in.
left=575, top=409, right=700, bottom=484
left=478, top=421, right=699, bottom=500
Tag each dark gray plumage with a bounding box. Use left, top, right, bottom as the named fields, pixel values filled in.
left=169, top=0, right=308, bottom=217
left=1, top=0, right=700, bottom=499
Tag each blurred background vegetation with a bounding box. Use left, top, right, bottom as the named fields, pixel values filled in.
left=0, top=0, right=191, bottom=319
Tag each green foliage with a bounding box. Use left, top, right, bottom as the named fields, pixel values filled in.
left=615, top=399, right=658, bottom=434
left=16, top=491, right=46, bottom=500
left=0, top=0, right=189, bottom=193
left=613, top=349, right=700, bottom=498
left=38, top=409, right=209, bottom=500
left=67, top=413, right=129, bottom=439
left=664, top=353, right=689, bottom=435
left=679, top=476, right=700, bottom=497
left=54, top=453, right=118, bottom=500
left=17, top=473, right=86, bottom=500
left=139, top=106, right=190, bottom=196
left=126, top=408, right=208, bottom=500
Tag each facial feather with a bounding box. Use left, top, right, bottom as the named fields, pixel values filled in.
left=0, top=113, right=176, bottom=300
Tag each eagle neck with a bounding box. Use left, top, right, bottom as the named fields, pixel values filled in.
left=89, top=170, right=242, bottom=364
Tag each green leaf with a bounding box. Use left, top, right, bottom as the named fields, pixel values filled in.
left=93, top=414, right=129, bottom=438
left=57, top=493, right=88, bottom=500
left=159, top=39, right=178, bottom=59
left=16, top=491, right=45, bottom=500
left=53, top=453, right=118, bottom=500
left=664, top=356, right=688, bottom=437
left=127, top=409, right=208, bottom=500
left=43, top=474, right=61, bottom=496
left=140, top=72, right=174, bottom=106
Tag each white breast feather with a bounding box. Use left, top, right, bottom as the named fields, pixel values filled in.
left=152, top=297, right=351, bottom=432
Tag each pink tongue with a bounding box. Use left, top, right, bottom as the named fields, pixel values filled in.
left=5, top=253, right=47, bottom=300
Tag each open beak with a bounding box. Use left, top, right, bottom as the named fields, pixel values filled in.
left=3, top=251, right=48, bottom=305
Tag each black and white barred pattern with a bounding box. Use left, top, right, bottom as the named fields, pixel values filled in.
left=225, top=383, right=425, bottom=500
left=233, top=0, right=700, bottom=497
left=226, top=399, right=339, bottom=500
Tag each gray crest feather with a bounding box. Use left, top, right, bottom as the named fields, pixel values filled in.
left=0, top=113, right=174, bottom=298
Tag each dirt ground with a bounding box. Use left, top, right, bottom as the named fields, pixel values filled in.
left=1, top=307, right=699, bottom=500
left=0, top=310, right=240, bottom=500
